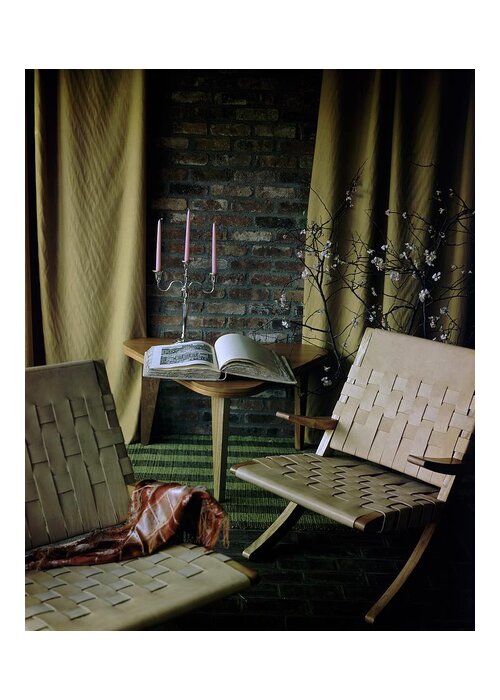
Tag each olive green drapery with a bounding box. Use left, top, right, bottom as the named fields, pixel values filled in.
left=303, top=68, right=474, bottom=423
left=27, top=69, right=146, bottom=442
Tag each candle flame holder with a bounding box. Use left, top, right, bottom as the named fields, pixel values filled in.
left=154, top=261, right=217, bottom=343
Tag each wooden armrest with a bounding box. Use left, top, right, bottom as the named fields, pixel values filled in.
left=275, top=412, right=338, bottom=432
left=407, top=455, right=466, bottom=475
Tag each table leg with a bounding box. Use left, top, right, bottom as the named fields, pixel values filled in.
left=211, top=396, right=230, bottom=502
left=294, top=374, right=307, bottom=450
left=140, top=377, right=160, bottom=445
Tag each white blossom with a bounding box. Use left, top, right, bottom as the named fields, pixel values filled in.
left=371, top=256, right=385, bottom=271
left=439, top=208, right=446, bottom=215
left=296, top=250, right=304, bottom=259
left=431, top=271, right=441, bottom=282
left=385, top=209, right=391, bottom=216
left=419, top=288, right=430, bottom=303
left=321, top=376, right=333, bottom=387
left=402, top=212, right=407, bottom=219
left=439, top=306, right=448, bottom=315
left=281, top=320, right=290, bottom=328
left=389, top=270, right=401, bottom=282
left=424, top=249, right=437, bottom=266
left=351, top=317, right=359, bottom=327
left=301, top=269, right=310, bottom=279
left=381, top=244, right=388, bottom=251
left=371, top=287, right=377, bottom=296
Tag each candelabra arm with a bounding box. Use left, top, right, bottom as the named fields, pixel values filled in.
left=154, top=263, right=218, bottom=342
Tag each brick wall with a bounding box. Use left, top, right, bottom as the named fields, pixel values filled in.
left=145, top=69, right=322, bottom=437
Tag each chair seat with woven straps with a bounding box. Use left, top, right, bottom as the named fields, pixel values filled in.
left=234, top=453, right=443, bottom=533
left=25, top=543, right=251, bottom=632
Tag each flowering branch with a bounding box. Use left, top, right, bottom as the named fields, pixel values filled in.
left=274, top=166, right=474, bottom=392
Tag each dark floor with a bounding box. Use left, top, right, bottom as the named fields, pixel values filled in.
left=150, top=495, right=475, bottom=631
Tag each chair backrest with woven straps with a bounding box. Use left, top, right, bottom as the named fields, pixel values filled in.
left=324, top=329, right=475, bottom=496
left=25, top=360, right=135, bottom=550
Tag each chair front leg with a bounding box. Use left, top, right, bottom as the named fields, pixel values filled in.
left=364, top=522, right=438, bottom=624
left=242, top=501, right=305, bottom=560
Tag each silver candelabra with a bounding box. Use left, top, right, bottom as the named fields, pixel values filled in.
left=154, top=261, right=217, bottom=343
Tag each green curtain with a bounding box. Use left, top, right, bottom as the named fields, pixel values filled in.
left=304, top=69, right=474, bottom=427
left=28, top=69, right=146, bottom=442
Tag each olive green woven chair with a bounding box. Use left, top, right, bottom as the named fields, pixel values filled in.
left=231, top=328, right=474, bottom=623
left=25, top=359, right=257, bottom=631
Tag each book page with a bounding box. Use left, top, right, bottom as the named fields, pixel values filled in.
left=214, top=333, right=277, bottom=371
left=147, top=341, right=217, bottom=370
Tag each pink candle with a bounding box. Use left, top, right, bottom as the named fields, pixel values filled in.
left=184, top=209, right=191, bottom=263
left=154, top=218, right=162, bottom=272
left=211, top=222, right=217, bottom=275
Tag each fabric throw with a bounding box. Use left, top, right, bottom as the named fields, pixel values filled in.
left=25, top=481, right=229, bottom=571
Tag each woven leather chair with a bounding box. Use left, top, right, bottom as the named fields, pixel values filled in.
left=231, top=328, right=474, bottom=623
left=25, top=359, right=257, bottom=631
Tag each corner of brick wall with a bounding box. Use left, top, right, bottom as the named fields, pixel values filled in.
left=146, top=70, right=322, bottom=438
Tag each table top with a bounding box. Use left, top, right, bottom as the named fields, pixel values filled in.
left=123, top=337, right=328, bottom=399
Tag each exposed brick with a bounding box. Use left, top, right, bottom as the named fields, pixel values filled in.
left=193, top=137, right=231, bottom=151
left=213, top=93, right=248, bottom=105
left=255, top=216, right=296, bottom=229
left=172, top=153, right=209, bottom=166
left=278, top=140, right=316, bottom=154
left=255, top=154, right=297, bottom=168
left=153, top=197, right=187, bottom=211
left=172, top=122, right=208, bottom=135
left=255, top=124, right=297, bottom=138
left=230, top=200, right=275, bottom=214
left=160, top=136, right=189, bottom=149
left=256, top=186, right=297, bottom=199
left=191, top=198, right=228, bottom=211
left=228, top=287, right=271, bottom=300
left=250, top=273, right=292, bottom=286
left=218, top=243, right=248, bottom=256
left=231, top=230, right=273, bottom=242
left=210, top=123, right=252, bottom=136
left=211, top=154, right=252, bottom=167
left=170, top=183, right=209, bottom=196
left=196, top=168, right=234, bottom=181
left=205, top=302, right=246, bottom=314
left=172, top=91, right=211, bottom=103
left=233, top=169, right=277, bottom=183
left=234, top=138, right=274, bottom=152
left=211, top=184, right=253, bottom=197
left=235, top=108, right=279, bottom=121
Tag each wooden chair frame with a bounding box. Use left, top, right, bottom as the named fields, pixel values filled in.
left=231, top=329, right=474, bottom=624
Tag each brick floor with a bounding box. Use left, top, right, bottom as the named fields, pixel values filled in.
left=149, top=490, right=474, bottom=631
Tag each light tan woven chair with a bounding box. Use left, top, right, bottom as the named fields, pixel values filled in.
left=231, top=328, right=474, bottom=623
left=25, top=359, right=257, bottom=631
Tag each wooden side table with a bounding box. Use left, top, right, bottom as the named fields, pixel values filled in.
left=123, top=338, right=328, bottom=501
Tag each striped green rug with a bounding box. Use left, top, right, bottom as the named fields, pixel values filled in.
left=126, top=435, right=337, bottom=531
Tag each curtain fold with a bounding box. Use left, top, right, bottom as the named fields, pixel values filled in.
left=31, top=69, right=146, bottom=442
left=304, top=69, right=474, bottom=429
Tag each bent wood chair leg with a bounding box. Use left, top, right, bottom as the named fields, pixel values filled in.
left=242, top=501, right=305, bottom=561
left=365, top=522, right=438, bottom=624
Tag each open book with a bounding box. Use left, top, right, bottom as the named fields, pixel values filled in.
left=143, top=333, right=297, bottom=384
